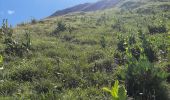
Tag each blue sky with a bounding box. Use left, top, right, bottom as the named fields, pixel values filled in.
left=0, top=0, right=98, bottom=26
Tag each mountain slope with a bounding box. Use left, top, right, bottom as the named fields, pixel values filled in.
left=50, top=0, right=120, bottom=17
left=0, top=0, right=170, bottom=99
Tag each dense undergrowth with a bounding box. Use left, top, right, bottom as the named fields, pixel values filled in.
left=0, top=0, right=170, bottom=99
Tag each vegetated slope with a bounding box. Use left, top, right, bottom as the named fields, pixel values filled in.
left=0, top=0, right=170, bottom=99
left=50, top=0, right=120, bottom=17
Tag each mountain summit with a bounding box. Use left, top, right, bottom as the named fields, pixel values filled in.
left=50, top=0, right=120, bottom=17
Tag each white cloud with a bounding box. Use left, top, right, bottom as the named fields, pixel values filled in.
left=7, top=10, right=15, bottom=15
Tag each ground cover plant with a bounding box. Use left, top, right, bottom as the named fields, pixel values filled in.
left=0, top=0, right=170, bottom=99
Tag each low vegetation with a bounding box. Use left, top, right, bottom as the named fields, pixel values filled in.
left=0, top=0, right=169, bottom=99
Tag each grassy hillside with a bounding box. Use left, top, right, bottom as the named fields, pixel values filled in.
left=0, top=0, right=170, bottom=99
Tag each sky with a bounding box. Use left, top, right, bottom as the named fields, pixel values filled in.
left=0, top=0, right=98, bottom=26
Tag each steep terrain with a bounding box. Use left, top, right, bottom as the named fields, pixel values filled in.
left=50, top=0, right=120, bottom=17
left=0, top=0, right=170, bottom=99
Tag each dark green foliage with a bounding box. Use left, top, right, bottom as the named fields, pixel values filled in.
left=100, top=36, right=106, bottom=48
left=130, top=45, right=141, bottom=60
left=140, top=33, right=158, bottom=62
left=0, top=81, right=18, bottom=96
left=53, top=21, right=66, bottom=35
left=34, top=80, right=54, bottom=94
left=68, top=24, right=73, bottom=34
left=92, top=59, right=113, bottom=73
left=63, top=75, right=80, bottom=88
left=117, top=35, right=128, bottom=52
left=128, top=34, right=136, bottom=45
left=126, top=58, right=168, bottom=100
left=1, top=19, right=31, bottom=57
left=62, top=34, right=75, bottom=42
left=148, top=25, right=167, bottom=34
left=87, top=51, right=104, bottom=63
left=114, top=51, right=126, bottom=65
left=96, top=14, right=107, bottom=26
left=10, top=67, right=41, bottom=82
left=114, top=28, right=169, bottom=99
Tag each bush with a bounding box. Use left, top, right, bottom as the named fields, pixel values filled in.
left=2, top=20, right=31, bottom=57
left=0, top=80, right=18, bottom=96
left=100, top=36, right=106, bottom=48
left=126, top=58, right=168, bottom=100
left=87, top=50, right=105, bottom=63
left=10, top=66, right=41, bottom=82
left=52, top=21, right=66, bottom=35
left=148, top=25, right=167, bottom=34
left=114, top=51, right=126, bottom=65
left=34, top=79, right=54, bottom=94
left=92, top=59, right=113, bottom=72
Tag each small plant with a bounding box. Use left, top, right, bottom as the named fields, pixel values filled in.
left=53, top=21, right=66, bottom=35
left=100, top=36, right=106, bottom=48
left=103, top=80, right=127, bottom=100
left=117, top=35, right=128, bottom=52
left=126, top=58, right=168, bottom=100
left=148, top=25, right=167, bottom=34
left=68, top=24, right=73, bottom=34
left=1, top=19, right=31, bottom=57
left=22, top=30, right=31, bottom=51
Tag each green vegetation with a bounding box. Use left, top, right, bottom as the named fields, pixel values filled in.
left=103, top=80, right=127, bottom=100
left=0, top=0, right=170, bottom=99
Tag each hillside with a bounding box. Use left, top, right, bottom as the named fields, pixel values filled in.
left=50, top=0, right=120, bottom=17
left=0, top=0, right=170, bottom=99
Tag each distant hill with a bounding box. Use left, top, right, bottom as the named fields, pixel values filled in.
left=50, top=0, right=120, bottom=17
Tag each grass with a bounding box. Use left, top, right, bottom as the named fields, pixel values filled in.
left=0, top=0, right=170, bottom=99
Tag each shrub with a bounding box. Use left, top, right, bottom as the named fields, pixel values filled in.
left=148, top=25, right=167, bottom=34
left=117, top=35, right=128, bottom=52
left=126, top=58, right=168, bottom=100
left=2, top=19, right=31, bottom=57
left=140, top=32, right=158, bottom=62
left=52, top=21, right=66, bottom=35
left=62, top=34, right=75, bottom=42
left=62, top=74, right=80, bottom=88
left=10, top=66, right=41, bottom=82
left=92, top=59, right=113, bottom=72
left=34, top=79, right=54, bottom=94
left=0, top=80, right=18, bottom=96
left=130, top=45, right=141, bottom=60
left=100, top=36, right=106, bottom=48
left=114, top=51, right=126, bottom=65
left=87, top=50, right=105, bottom=63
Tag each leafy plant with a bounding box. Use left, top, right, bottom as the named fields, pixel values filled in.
left=126, top=58, right=168, bottom=100
left=1, top=19, right=31, bottom=57
left=53, top=21, right=66, bottom=35
left=103, top=80, right=127, bottom=100
left=100, top=36, right=106, bottom=48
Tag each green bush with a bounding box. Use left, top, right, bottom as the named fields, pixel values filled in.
left=100, top=36, right=106, bottom=48
left=0, top=80, right=18, bottom=96
left=10, top=66, right=41, bottom=82
left=148, top=25, right=167, bottom=34
left=126, top=58, right=168, bottom=100
left=87, top=50, right=105, bottom=63
left=52, top=21, right=66, bottom=35
left=92, top=59, right=113, bottom=72
left=34, top=79, right=54, bottom=94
